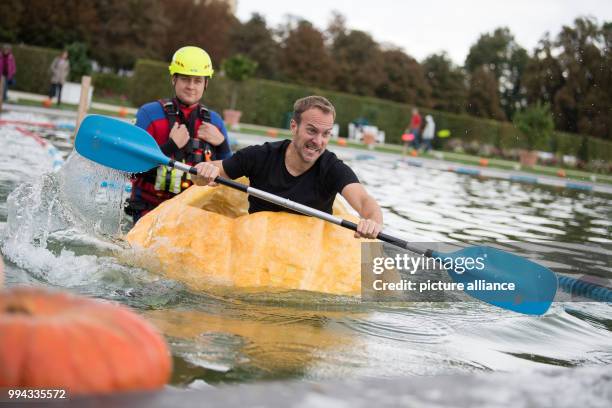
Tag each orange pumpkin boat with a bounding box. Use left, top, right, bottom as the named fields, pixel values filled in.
left=126, top=179, right=374, bottom=296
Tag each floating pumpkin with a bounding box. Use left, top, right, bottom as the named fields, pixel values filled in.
left=266, top=128, right=279, bottom=137
left=0, top=287, right=172, bottom=395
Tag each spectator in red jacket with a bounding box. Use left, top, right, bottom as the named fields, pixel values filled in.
left=407, top=108, right=422, bottom=149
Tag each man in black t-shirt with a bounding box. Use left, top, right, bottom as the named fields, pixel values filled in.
left=193, top=95, right=383, bottom=239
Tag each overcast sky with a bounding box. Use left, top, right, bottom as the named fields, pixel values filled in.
left=236, top=0, right=612, bottom=65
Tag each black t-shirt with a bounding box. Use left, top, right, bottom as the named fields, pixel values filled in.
left=222, top=140, right=359, bottom=214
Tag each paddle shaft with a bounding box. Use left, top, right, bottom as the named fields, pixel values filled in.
left=170, top=160, right=428, bottom=256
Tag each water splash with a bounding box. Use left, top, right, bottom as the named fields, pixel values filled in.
left=2, top=150, right=131, bottom=286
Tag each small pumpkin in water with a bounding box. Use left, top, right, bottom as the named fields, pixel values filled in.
left=0, top=287, right=172, bottom=395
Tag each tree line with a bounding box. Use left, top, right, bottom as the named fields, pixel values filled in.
left=0, top=0, right=609, bottom=140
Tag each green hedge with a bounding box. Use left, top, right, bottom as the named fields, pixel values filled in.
left=126, top=57, right=610, bottom=164
left=92, top=72, right=131, bottom=97
left=11, top=44, right=59, bottom=94
left=129, top=59, right=173, bottom=105
left=12, top=44, right=131, bottom=99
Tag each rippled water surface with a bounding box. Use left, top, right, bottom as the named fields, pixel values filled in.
left=1, top=111, right=610, bottom=400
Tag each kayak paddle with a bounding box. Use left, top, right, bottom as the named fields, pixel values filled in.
left=75, top=115, right=559, bottom=315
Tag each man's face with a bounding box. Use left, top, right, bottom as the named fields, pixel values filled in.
left=173, top=74, right=206, bottom=106
left=290, top=108, right=334, bottom=164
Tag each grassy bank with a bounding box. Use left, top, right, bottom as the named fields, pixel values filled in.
left=11, top=98, right=136, bottom=119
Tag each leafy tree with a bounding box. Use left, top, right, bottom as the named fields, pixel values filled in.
left=331, top=29, right=384, bottom=96
left=5, top=0, right=96, bottom=49
left=85, top=0, right=167, bottom=70
left=523, top=34, right=564, bottom=107
left=325, top=11, right=347, bottom=46
left=375, top=48, right=431, bottom=105
left=0, top=0, right=25, bottom=43
left=465, top=27, right=528, bottom=119
left=229, top=13, right=280, bottom=79
left=222, top=54, right=258, bottom=109
left=160, top=0, right=238, bottom=67
left=279, top=20, right=333, bottom=87
left=66, top=42, right=92, bottom=82
left=524, top=18, right=611, bottom=140
left=466, top=66, right=506, bottom=120
left=553, top=17, right=610, bottom=139
left=513, top=102, right=554, bottom=150
left=423, top=52, right=467, bottom=113
left=3, top=0, right=166, bottom=70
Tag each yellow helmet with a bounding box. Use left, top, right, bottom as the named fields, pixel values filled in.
left=168, top=46, right=214, bottom=77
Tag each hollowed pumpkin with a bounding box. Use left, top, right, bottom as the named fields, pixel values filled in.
left=126, top=181, right=372, bottom=295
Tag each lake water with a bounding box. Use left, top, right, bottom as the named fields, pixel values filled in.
left=1, top=110, right=610, bottom=405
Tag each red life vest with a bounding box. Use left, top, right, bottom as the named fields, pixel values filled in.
left=127, top=98, right=214, bottom=215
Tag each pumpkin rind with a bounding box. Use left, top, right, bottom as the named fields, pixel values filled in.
left=0, top=287, right=172, bottom=395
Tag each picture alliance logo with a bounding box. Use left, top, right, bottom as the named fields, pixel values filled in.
left=372, top=254, right=486, bottom=275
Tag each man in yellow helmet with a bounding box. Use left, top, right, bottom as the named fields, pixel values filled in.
left=127, top=46, right=232, bottom=221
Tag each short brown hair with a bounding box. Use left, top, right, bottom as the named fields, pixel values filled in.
left=292, top=96, right=336, bottom=124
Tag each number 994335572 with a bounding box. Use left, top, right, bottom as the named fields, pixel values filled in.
left=3, top=388, right=67, bottom=400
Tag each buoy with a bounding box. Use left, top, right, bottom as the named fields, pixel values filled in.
left=337, top=138, right=347, bottom=146
left=266, top=129, right=279, bottom=137
left=42, top=98, right=53, bottom=108
left=479, top=158, right=489, bottom=167
left=118, top=107, right=128, bottom=117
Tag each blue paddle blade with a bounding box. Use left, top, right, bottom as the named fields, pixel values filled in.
left=431, top=246, right=558, bottom=315
left=75, top=115, right=170, bottom=173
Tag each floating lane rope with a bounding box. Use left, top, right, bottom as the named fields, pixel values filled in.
left=557, top=275, right=612, bottom=302
left=13, top=126, right=64, bottom=171
left=394, top=159, right=611, bottom=195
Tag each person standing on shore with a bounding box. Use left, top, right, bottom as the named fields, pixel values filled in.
left=0, top=44, right=17, bottom=102
left=48, top=50, right=70, bottom=105
left=407, top=108, right=422, bottom=149
left=421, top=114, right=435, bottom=153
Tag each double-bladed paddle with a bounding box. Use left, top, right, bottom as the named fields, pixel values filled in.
left=75, top=115, right=560, bottom=315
